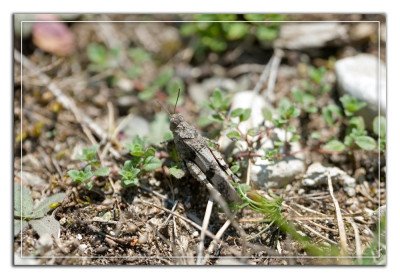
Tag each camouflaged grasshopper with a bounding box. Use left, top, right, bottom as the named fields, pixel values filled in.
left=165, top=91, right=242, bottom=204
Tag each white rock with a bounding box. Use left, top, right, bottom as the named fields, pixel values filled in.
left=335, top=54, right=386, bottom=126
left=274, top=23, right=348, bottom=49
left=302, top=162, right=356, bottom=197
left=120, top=116, right=150, bottom=141
left=252, top=157, right=305, bottom=188
left=116, top=78, right=133, bottom=92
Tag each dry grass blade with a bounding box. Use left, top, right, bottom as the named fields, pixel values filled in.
left=262, top=49, right=284, bottom=98
left=346, top=217, right=362, bottom=262
left=139, top=199, right=221, bottom=244
left=327, top=171, right=348, bottom=255
left=202, top=220, right=231, bottom=265
left=196, top=197, right=214, bottom=265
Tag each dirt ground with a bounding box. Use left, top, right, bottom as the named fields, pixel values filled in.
left=13, top=14, right=386, bottom=265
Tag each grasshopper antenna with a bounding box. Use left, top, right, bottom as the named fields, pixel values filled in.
left=174, top=88, right=180, bottom=114
left=156, top=100, right=171, bottom=117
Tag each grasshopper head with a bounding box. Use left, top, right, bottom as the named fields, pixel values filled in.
left=170, top=114, right=184, bottom=132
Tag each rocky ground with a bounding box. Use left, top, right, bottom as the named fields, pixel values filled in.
left=13, top=13, right=386, bottom=265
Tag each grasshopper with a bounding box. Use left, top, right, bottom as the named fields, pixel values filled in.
left=165, top=92, right=242, bottom=204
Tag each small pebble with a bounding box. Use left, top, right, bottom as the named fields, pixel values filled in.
left=192, top=231, right=199, bottom=237
left=78, top=244, right=87, bottom=251
left=94, top=246, right=108, bottom=254
left=59, top=217, right=66, bottom=225
left=77, top=234, right=82, bottom=240
left=127, top=223, right=138, bottom=233
left=138, top=233, right=148, bottom=244
left=38, top=233, right=53, bottom=251
left=363, top=229, right=372, bottom=236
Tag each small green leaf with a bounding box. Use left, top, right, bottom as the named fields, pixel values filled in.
left=14, top=219, right=28, bottom=237
left=230, top=164, right=240, bottom=174
left=87, top=44, right=107, bottom=64
left=211, top=89, right=223, bottom=109
left=355, top=136, right=377, bottom=151
left=144, top=147, right=156, bottom=157
left=240, top=108, right=252, bottom=122
left=30, top=192, right=66, bottom=219
left=286, top=125, right=296, bottom=133
left=340, top=95, right=367, bottom=116
left=127, top=65, right=142, bottom=78
left=210, top=114, right=224, bottom=123
left=231, top=108, right=243, bottom=118
left=344, top=135, right=354, bottom=147
left=128, top=47, right=151, bottom=63
left=29, top=215, right=60, bottom=238
left=220, top=96, right=232, bottom=111
left=154, top=69, right=174, bottom=87
left=138, top=89, right=156, bottom=101
left=308, top=66, right=326, bottom=85
left=86, top=181, right=94, bottom=191
left=323, top=139, right=346, bottom=152
left=247, top=128, right=262, bottom=137
left=227, top=130, right=242, bottom=141
left=305, top=105, right=318, bottom=113
left=290, top=134, right=301, bottom=142
left=274, top=140, right=284, bottom=147
left=142, top=156, right=162, bottom=172
left=93, top=167, right=110, bottom=177
left=67, top=170, right=81, bottom=182
left=256, top=25, right=278, bottom=41
left=128, top=143, right=144, bottom=157
left=169, top=166, right=186, bottom=179
left=226, top=23, right=248, bottom=40
left=76, top=145, right=99, bottom=162
left=14, top=183, right=33, bottom=217
left=262, top=108, right=272, bottom=121
left=373, top=116, right=386, bottom=138
left=122, top=178, right=139, bottom=187
left=322, top=104, right=342, bottom=126
left=349, top=116, right=365, bottom=131
left=311, top=132, right=322, bottom=139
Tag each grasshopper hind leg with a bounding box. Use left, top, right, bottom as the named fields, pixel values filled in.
left=186, top=161, right=241, bottom=204
left=208, top=148, right=241, bottom=183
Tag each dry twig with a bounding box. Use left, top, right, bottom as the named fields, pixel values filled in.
left=327, top=172, right=348, bottom=255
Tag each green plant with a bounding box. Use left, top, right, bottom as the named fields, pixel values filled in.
left=322, top=95, right=378, bottom=153
left=67, top=145, right=110, bottom=190
left=360, top=214, right=386, bottom=265
left=373, top=116, right=386, bottom=152
left=14, top=183, right=65, bottom=237
left=120, top=135, right=162, bottom=187
left=180, top=14, right=284, bottom=56
left=236, top=184, right=340, bottom=256
left=138, top=68, right=185, bottom=106
left=87, top=43, right=121, bottom=72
